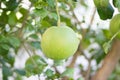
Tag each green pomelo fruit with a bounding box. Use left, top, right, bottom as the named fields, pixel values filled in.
left=110, top=14, right=120, bottom=39
left=41, top=26, right=80, bottom=60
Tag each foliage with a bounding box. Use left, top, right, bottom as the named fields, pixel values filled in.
left=0, top=0, right=120, bottom=80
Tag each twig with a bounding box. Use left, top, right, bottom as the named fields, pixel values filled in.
left=61, top=76, right=69, bottom=80
left=85, top=59, right=91, bottom=80
left=88, top=8, right=96, bottom=30
left=23, top=43, right=43, bottom=80
left=66, top=2, right=83, bottom=25
left=23, top=43, right=37, bottom=67
left=79, top=43, right=91, bottom=80
left=38, top=74, right=41, bottom=80
left=68, top=51, right=80, bottom=68
left=80, top=8, right=96, bottom=80
left=55, top=0, right=61, bottom=26
left=82, top=8, right=96, bottom=38
left=53, top=66, right=60, bottom=74
left=18, top=4, right=32, bottom=38
left=18, top=0, right=22, bottom=4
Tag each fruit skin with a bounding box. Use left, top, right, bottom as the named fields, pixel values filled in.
left=41, top=26, right=80, bottom=60
left=110, top=14, right=120, bottom=39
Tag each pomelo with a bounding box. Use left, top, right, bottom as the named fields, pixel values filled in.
left=41, top=26, right=80, bottom=60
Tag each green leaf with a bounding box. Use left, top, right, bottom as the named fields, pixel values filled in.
left=15, top=75, right=23, bottom=80
left=0, top=35, right=7, bottom=43
left=0, top=35, right=20, bottom=51
left=93, top=0, right=114, bottom=20
left=92, top=48, right=105, bottom=64
left=5, top=53, right=15, bottom=66
left=41, top=20, right=51, bottom=28
left=1, top=44, right=10, bottom=50
left=77, top=77, right=84, bottom=80
left=25, top=21, right=35, bottom=31
left=45, top=69, right=54, bottom=77
left=19, top=8, right=28, bottom=15
left=81, top=39, right=90, bottom=49
left=102, top=29, right=112, bottom=39
left=14, top=69, right=26, bottom=76
left=97, top=3, right=114, bottom=20
left=73, top=0, right=77, bottom=2
left=43, top=16, right=57, bottom=26
left=25, top=55, right=47, bottom=77
left=0, top=35, right=20, bottom=56
left=30, top=41, right=41, bottom=49
left=29, top=34, right=39, bottom=39
left=19, top=8, right=28, bottom=22
left=108, top=73, right=116, bottom=80
left=61, top=68, right=74, bottom=78
left=29, top=0, right=38, bottom=4
left=2, top=65, right=13, bottom=80
left=113, top=0, right=120, bottom=11
left=79, top=64, right=83, bottom=69
left=115, top=66, right=120, bottom=74
left=8, top=36, right=20, bottom=48
left=95, top=30, right=106, bottom=44
left=0, top=35, right=9, bottom=55
left=80, top=0, right=88, bottom=8
left=67, top=0, right=76, bottom=8
left=0, top=51, right=15, bottom=66
left=0, top=48, right=8, bottom=55
left=60, top=16, right=72, bottom=27
left=50, top=13, right=58, bottom=21
left=34, top=8, right=48, bottom=19
left=0, top=11, right=8, bottom=27
left=29, top=0, right=48, bottom=9
left=103, top=42, right=111, bottom=53
left=103, top=30, right=120, bottom=53
left=54, top=60, right=64, bottom=66
left=8, top=11, right=17, bottom=26
left=60, top=2, right=67, bottom=9
left=46, top=0, right=55, bottom=8
left=6, top=0, right=18, bottom=11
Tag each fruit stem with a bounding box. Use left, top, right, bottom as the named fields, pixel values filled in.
left=55, top=0, right=61, bottom=27
left=110, top=30, right=120, bottom=41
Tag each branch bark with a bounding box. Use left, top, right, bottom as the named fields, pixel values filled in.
left=68, top=50, right=80, bottom=68
left=92, top=39, right=120, bottom=80
left=85, top=59, right=91, bottom=80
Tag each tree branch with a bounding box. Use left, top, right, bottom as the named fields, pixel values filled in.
left=18, top=4, right=32, bottom=38
left=68, top=50, right=80, bottom=68
left=88, top=8, right=96, bottom=30
left=92, top=39, right=120, bottom=80
left=85, top=59, right=91, bottom=80
left=23, top=43, right=37, bottom=67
